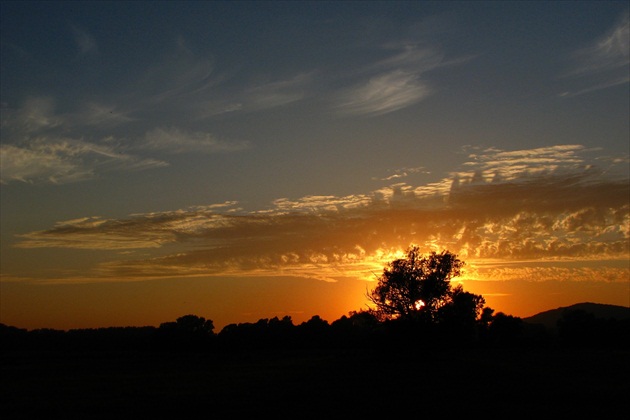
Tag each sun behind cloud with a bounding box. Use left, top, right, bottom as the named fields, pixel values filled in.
left=8, top=144, right=627, bottom=292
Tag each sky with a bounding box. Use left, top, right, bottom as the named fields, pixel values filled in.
left=1, top=1, right=629, bottom=331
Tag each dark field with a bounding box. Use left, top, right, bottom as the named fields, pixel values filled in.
left=2, top=346, right=628, bottom=419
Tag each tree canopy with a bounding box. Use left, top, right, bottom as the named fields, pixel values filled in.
left=367, top=246, right=484, bottom=325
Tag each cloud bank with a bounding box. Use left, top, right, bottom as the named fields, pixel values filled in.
left=11, top=145, right=629, bottom=284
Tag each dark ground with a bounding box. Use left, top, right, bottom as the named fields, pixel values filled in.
left=1, top=345, right=628, bottom=419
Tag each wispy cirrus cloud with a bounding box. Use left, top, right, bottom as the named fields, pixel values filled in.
left=570, top=12, right=629, bottom=75
left=0, top=142, right=94, bottom=184
left=0, top=96, right=248, bottom=184
left=195, top=72, right=316, bottom=118
left=140, top=42, right=216, bottom=107
left=0, top=98, right=147, bottom=184
left=12, top=145, right=629, bottom=284
left=560, top=11, right=629, bottom=97
left=1, top=97, right=62, bottom=132
left=71, top=25, right=98, bottom=55
left=0, top=139, right=168, bottom=185
left=74, top=103, right=135, bottom=128
left=334, top=44, right=445, bottom=116
left=1, top=97, right=135, bottom=132
left=106, top=36, right=313, bottom=120
left=245, top=72, right=313, bottom=110
left=141, top=127, right=250, bottom=154
left=336, top=70, right=431, bottom=116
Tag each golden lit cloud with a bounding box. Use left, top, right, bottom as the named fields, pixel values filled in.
left=10, top=145, right=629, bottom=285
left=462, top=260, right=629, bottom=284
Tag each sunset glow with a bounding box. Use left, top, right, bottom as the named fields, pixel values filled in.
left=1, top=2, right=628, bottom=331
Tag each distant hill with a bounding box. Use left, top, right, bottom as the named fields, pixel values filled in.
left=523, top=302, right=630, bottom=330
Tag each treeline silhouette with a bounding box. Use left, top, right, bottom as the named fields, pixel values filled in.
left=2, top=306, right=628, bottom=354
left=4, top=246, right=628, bottom=354
left=2, top=307, right=629, bottom=419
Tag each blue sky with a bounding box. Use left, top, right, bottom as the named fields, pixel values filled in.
left=1, top=1, right=628, bottom=329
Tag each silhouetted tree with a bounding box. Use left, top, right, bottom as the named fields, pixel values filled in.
left=216, top=316, right=299, bottom=351
left=175, top=314, right=215, bottom=334
left=486, top=312, right=523, bottom=346
left=478, top=306, right=495, bottom=330
left=294, top=315, right=330, bottom=347
left=0, top=324, right=29, bottom=351
left=158, top=314, right=214, bottom=350
left=367, top=246, right=465, bottom=322
left=440, top=284, right=485, bottom=320
left=437, top=284, right=486, bottom=339
left=330, top=310, right=381, bottom=346
left=266, top=316, right=296, bottom=346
